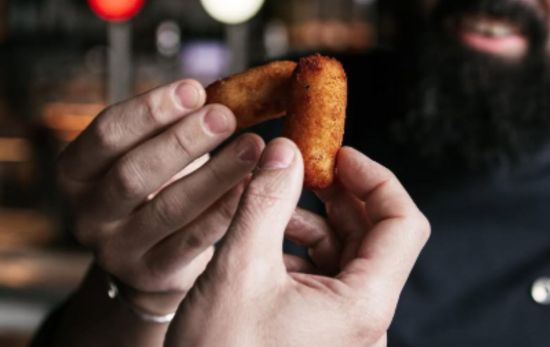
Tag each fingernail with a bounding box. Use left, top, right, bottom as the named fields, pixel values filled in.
left=260, top=140, right=295, bottom=170
left=175, top=82, right=202, bottom=109
left=204, top=109, right=230, bottom=135
left=237, top=138, right=260, bottom=163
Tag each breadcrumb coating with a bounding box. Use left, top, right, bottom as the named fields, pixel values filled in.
left=206, top=55, right=347, bottom=189
left=206, top=61, right=297, bottom=129
left=285, top=55, right=347, bottom=189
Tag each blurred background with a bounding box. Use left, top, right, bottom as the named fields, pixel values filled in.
left=0, top=0, right=405, bottom=345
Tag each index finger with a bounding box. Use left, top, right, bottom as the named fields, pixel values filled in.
left=334, top=147, right=430, bottom=298
left=58, top=79, right=206, bottom=181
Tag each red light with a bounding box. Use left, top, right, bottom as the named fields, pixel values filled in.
left=88, top=0, right=145, bottom=22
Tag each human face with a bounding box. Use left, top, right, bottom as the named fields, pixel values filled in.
left=418, top=0, right=549, bottom=61
left=391, top=0, right=550, bottom=167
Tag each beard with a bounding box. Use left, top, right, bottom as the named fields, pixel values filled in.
left=391, top=0, right=550, bottom=169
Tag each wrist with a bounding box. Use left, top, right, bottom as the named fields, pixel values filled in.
left=95, top=263, right=185, bottom=317
left=56, top=264, right=171, bottom=347
left=120, top=282, right=185, bottom=316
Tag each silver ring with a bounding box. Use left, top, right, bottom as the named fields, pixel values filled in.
left=106, top=274, right=176, bottom=324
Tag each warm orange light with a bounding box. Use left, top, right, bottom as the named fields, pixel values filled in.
left=88, top=0, right=145, bottom=22
left=41, top=102, right=104, bottom=142
left=0, top=138, right=31, bottom=163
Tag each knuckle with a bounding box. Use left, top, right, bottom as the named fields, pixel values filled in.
left=93, top=111, right=122, bottom=152
left=418, top=214, right=432, bottom=242
left=244, top=181, right=289, bottom=209
left=398, top=213, right=431, bottom=246
left=112, top=158, right=147, bottom=200
left=170, top=128, right=194, bottom=159
left=381, top=166, right=397, bottom=182
left=203, top=161, right=226, bottom=186
left=152, top=193, right=185, bottom=229
left=143, top=92, right=165, bottom=126
left=407, top=213, right=431, bottom=244
left=236, top=183, right=290, bottom=225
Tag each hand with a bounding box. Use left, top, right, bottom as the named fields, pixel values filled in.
left=57, top=80, right=264, bottom=315
left=165, top=140, right=430, bottom=347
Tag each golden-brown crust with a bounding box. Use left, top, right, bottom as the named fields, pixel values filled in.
left=206, top=60, right=297, bottom=129
left=205, top=55, right=347, bottom=189
left=284, top=54, right=347, bottom=189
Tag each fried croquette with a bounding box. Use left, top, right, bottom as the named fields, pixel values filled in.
left=284, top=54, right=347, bottom=189
left=205, top=55, right=347, bottom=189
left=206, top=60, right=297, bottom=129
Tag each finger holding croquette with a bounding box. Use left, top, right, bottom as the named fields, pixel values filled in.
left=206, top=54, right=347, bottom=189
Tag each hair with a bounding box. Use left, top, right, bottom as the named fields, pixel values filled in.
left=390, top=0, right=550, bottom=168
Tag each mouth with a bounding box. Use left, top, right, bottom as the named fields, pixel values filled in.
left=454, top=15, right=528, bottom=60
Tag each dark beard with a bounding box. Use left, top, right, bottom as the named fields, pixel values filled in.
left=391, top=4, right=550, bottom=169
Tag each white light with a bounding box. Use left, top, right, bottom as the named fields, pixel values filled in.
left=156, top=21, right=181, bottom=57
left=200, top=0, right=265, bottom=25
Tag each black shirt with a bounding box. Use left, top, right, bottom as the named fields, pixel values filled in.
left=338, top=51, right=550, bottom=346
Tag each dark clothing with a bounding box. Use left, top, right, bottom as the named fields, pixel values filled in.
left=338, top=51, right=550, bottom=347
left=391, top=144, right=550, bottom=347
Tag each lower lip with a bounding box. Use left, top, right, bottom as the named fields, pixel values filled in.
left=458, top=30, right=528, bottom=59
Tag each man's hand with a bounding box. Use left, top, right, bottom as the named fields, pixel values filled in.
left=57, top=79, right=264, bottom=315
left=166, top=139, right=430, bottom=347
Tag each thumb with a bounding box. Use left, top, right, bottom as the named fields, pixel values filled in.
left=216, top=138, right=304, bottom=275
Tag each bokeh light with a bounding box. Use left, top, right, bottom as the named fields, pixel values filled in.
left=200, top=0, right=265, bottom=25
left=88, top=0, right=145, bottom=22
